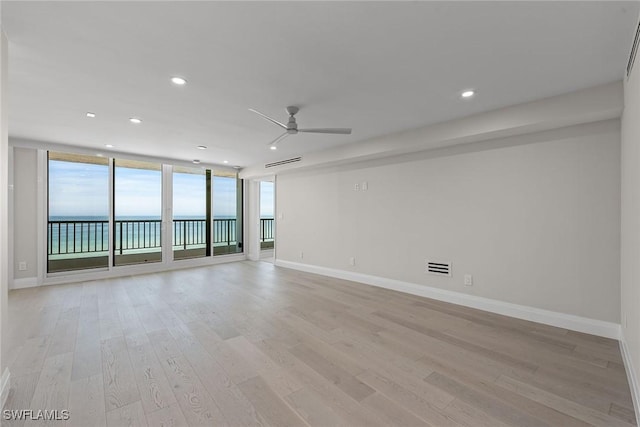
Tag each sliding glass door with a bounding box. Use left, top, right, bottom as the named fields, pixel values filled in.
left=213, top=171, right=243, bottom=255
left=47, top=152, right=109, bottom=273
left=260, top=181, right=274, bottom=250
left=113, top=159, right=163, bottom=266
left=173, top=167, right=211, bottom=260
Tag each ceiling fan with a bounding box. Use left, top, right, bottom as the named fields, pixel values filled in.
left=249, top=106, right=352, bottom=147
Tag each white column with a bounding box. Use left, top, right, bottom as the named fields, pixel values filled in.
left=247, top=180, right=260, bottom=261
left=0, top=29, right=10, bottom=405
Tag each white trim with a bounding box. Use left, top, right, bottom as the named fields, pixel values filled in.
left=0, top=368, right=10, bottom=409
left=36, top=150, right=46, bottom=287
left=275, top=260, right=621, bottom=340
left=162, top=164, right=173, bottom=265
left=11, top=277, right=38, bottom=290
left=7, top=146, right=14, bottom=295
left=620, top=333, right=640, bottom=421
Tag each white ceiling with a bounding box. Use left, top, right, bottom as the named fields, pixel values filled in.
left=2, top=1, right=638, bottom=168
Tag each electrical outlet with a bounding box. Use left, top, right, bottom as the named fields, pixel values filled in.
left=354, top=183, right=360, bottom=191
left=362, top=181, right=368, bottom=191
left=464, top=274, right=473, bottom=286
left=349, top=257, right=355, bottom=266
left=18, top=261, right=27, bottom=271
left=278, top=213, right=284, bottom=220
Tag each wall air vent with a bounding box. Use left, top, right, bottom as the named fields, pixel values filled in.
left=265, top=157, right=302, bottom=169
left=628, top=18, right=640, bottom=78
left=426, top=260, right=452, bottom=277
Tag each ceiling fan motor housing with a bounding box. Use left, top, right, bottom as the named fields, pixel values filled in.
left=286, top=106, right=299, bottom=133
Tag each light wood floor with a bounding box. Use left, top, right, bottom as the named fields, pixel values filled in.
left=3, top=261, right=637, bottom=427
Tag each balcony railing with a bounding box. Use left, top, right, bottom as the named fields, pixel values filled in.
left=260, top=218, right=274, bottom=242
left=116, top=220, right=162, bottom=254
left=47, top=218, right=274, bottom=256
left=48, top=220, right=109, bottom=255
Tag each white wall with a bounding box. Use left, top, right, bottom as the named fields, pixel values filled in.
left=277, top=120, right=621, bottom=323
left=0, top=29, right=9, bottom=400
left=12, top=147, right=38, bottom=280
left=620, top=14, right=640, bottom=413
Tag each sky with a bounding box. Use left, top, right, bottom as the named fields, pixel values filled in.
left=48, top=160, right=253, bottom=219
left=260, top=181, right=274, bottom=218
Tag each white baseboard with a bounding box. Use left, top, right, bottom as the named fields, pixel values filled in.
left=0, top=368, right=10, bottom=409
left=620, top=334, right=640, bottom=422
left=275, top=260, right=621, bottom=340
left=10, top=277, right=38, bottom=290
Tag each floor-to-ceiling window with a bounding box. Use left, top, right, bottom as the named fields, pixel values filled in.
left=113, top=159, right=163, bottom=266
left=47, top=152, right=109, bottom=273
left=213, top=171, right=243, bottom=255
left=173, top=166, right=211, bottom=260
left=260, top=181, right=274, bottom=250
left=47, top=151, right=243, bottom=274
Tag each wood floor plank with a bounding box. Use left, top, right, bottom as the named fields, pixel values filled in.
left=147, top=329, right=230, bottom=426
left=47, top=308, right=80, bottom=358
left=67, top=374, right=106, bottom=427
left=289, top=342, right=374, bottom=402
left=505, top=364, right=634, bottom=414
left=25, top=352, right=73, bottom=427
left=254, top=338, right=389, bottom=427
left=424, top=370, right=590, bottom=427
left=105, top=400, right=148, bottom=427
left=360, top=392, right=430, bottom=427
left=71, top=345, right=103, bottom=381
left=227, top=335, right=304, bottom=397
left=443, top=399, right=513, bottom=427
left=10, top=336, right=51, bottom=377
left=496, top=374, right=636, bottom=427
left=424, top=371, right=551, bottom=427
left=144, top=403, right=189, bottom=427
left=283, top=387, right=346, bottom=427
left=1, top=373, right=41, bottom=427
left=101, top=336, right=141, bottom=411
left=172, top=331, right=264, bottom=427
left=357, top=369, right=456, bottom=422
left=611, top=403, right=638, bottom=425
left=125, top=337, right=177, bottom=414
left=6, top=261, right=637, bottom=427
left=236, top=376, right=307, bottom=427
left=186, top=320, right=259, bottom=385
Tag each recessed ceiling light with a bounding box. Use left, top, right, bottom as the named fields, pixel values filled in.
left=171, top=77, right=187, bottom=85
left=192, top=159, right=200, bottom=164
left=96, top=153, right=104, bottom=157
left=129, top=117, right=142, bottom=124
left=223, top=160, right=229, bottom=164
left=461, top=90, right=475, bottom=98
left=196, top=145, right=207, bottom=150
left=105, top=144, right=114, bottom=148
left=270, top=146, right=277, bottom=150
left=86, top=112, right=96, bottom=118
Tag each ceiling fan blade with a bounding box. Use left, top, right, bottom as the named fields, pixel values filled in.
left=267, top=132, right=289, bottom=146
left=298, top=128, right=352, bottom=134
left=249, top=108, right=288, bottom=129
